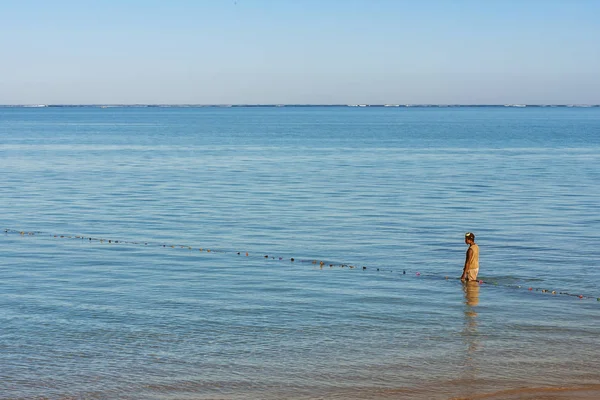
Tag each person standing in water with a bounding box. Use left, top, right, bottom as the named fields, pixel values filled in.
left=461, top=232, right=479, bottom=282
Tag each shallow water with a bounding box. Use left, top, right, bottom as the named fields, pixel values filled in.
left=1, top=107, right=599, bottom=399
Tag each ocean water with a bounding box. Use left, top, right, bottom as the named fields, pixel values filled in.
left=1, top=106, right=599, bottom=400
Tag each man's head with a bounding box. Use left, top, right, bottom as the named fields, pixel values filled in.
left=465, top=232, right=475, bottom=244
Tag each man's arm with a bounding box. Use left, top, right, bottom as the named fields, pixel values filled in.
left=461, top=247, right=472, bottom=281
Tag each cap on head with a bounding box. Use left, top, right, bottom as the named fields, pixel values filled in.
left=465, top=232, right=475, bottom=241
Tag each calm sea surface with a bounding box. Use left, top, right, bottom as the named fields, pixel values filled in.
left=1, top=107, right=599, bottom=399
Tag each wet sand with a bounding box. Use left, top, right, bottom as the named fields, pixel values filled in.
left=336, top=384, right=600, bottom=400
left=266, top=384, right=600, bottom=400
left=450, top=385, right=600, bottom=400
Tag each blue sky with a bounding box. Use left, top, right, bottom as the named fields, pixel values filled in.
left=1, top=0, right=599, bottom=104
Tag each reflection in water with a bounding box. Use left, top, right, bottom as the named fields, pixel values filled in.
left=460, top=281, right=481, bottom=395
left=462, top=281, right=480, bottom=346
left=464, top=281, right=480, bottom=308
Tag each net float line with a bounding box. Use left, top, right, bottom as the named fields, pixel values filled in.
left=4, top=228, right=599, bottom=302
left=3, top=228, right=369, bottom=270
left=441, top=275, right=598, bottom=301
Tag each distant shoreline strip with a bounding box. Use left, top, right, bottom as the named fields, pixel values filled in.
left=1, top=104, right=600, bottom=109
left=4, top=228, right=599, bottom=302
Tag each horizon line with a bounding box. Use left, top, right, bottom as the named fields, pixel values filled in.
left=2, top=104, right=600, bottom=108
